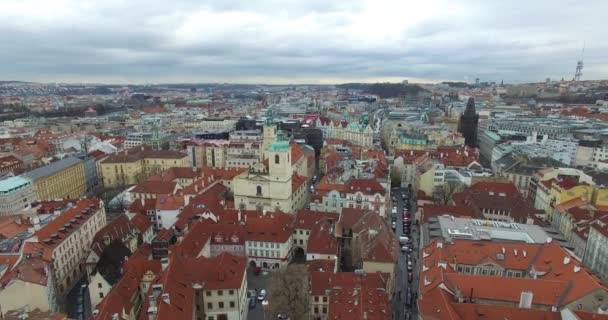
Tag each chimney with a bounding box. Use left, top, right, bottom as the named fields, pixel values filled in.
left=563, top=256, right=570, bottom=265
left=162, top=293, right=170, bottom=305
left=93, top=310, right=99, bottom=317
left=112, top=313, right=120, bottom=320
left=519, top=291, right=533, bottom=309
left=33, top=216, right=41, bottom=231
left=238, top=210, right=242, bottom=222
left=263, top=210, right=267, bottom=217
left=161, top=257, right=169, bottom=271
left=523, top=250, right=527, bottom=257
left=514, top=249, right=518, bottom=257
left=574, top=265, right=581, bottom=273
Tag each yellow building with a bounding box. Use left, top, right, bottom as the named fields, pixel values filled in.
left=100, top=146, right=189, bottom=187
left=24, top=156, right=86, bottom=200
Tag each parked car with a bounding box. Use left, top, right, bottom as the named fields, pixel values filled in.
left=276, top=314, right=290, bottom=320
left=407, top=258, right=413, bottom=271
left=406, top=288, right=413, bottom=306
left=249, top=297, right=257, bottom=308
left=408, top=272, right=413, bottom=283
left=399, top=236, right=410, bottom=244
left=257, top=289, right=267, bottom=301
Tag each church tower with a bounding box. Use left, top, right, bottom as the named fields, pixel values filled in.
left=458, top=97, right=479, bottom=147
left=269, top=130, right=292, bottom=179
left=262, top=107, right=276, bottom=159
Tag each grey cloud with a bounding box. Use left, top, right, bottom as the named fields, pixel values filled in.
left=0, top=0, right=607, bottom=83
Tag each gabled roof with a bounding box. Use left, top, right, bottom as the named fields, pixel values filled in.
left=352, top=211, right=399, bottom=263
left=328, top=285, right=391, bottom=320
left=310, top=271, right=389, bottom=296
left=294, top=210, right=339, bottom=230
left=90, top=215, right=136, bottom=256
left=131, top=181, right=178, bottom=195
left=245, top=211, right=294, bottom=243
left=35, top=198, right=101, bottom=249
left=307, top=221, right=338, bottom=256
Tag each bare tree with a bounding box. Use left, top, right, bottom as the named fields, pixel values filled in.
left=267, top=265, right=310, bottom=320
left=433, top=181, right=466, bottom=205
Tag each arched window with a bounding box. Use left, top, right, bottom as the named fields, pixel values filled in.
left=275, top=154, right=280, bottom=164
left=256, top=186, right=262, bottom=196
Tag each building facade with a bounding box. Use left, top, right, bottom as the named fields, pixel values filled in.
left=24, top=157, right=86, bottom=201
left=0, top=176, right=37, bottom=215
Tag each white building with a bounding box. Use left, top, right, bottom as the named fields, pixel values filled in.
left=233, top=130, right=308, bottom=213
left=0, top=176, right=37, bottom=216
left=244, top=211, right=294, bottom=270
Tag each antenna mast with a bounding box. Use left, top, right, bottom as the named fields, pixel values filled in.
left=573, top=43, right=585, bottom=81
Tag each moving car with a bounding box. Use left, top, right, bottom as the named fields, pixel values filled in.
left=249, top=297, right=257, bottom=308
left=257, top=289, right=267, bottom=301
left=408, top=272, right=413, bottom=283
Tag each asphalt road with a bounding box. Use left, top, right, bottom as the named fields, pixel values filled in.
left=246, top=268, right=273, bottom=320
left=390, top=187, right=419, bottom=320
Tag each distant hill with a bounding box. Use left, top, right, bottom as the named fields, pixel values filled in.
left=337, top=82, right=427, bottom=98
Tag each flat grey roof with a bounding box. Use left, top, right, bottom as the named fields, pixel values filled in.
left=23, top=157, right=82, bottom=181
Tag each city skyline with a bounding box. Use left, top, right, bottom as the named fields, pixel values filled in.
left=2, top=0, right=607, bottom=84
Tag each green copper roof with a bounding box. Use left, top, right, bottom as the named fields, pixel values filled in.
left=347, top=122, right=367, bottom=131
left=270, top=129, right=289, bottom=152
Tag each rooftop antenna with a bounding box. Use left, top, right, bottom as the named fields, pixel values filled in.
left=573, top=43, right=585, bottom=82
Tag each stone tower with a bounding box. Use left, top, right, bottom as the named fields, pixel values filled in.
left=458, top=97, right=479, bottom=147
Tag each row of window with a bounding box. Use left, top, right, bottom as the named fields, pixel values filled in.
left=202, top=301, right=236, bottom=310
left=205, top=289, right=235, bottom=297
left=249, top=241, right=279, bottom=249
left=248, top=249, right=281, bottom=258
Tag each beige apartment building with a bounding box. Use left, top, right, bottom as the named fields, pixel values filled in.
left=24, top=156, right=86, bottom=200
left=100, top=146, right=188, bottom=187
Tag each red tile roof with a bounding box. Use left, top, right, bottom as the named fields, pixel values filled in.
left=291, top=142, right=304, bottom=165
left=90, top=215, right=136, bottom=256
left=131, top=181, right=178, bottom=195
left=420, top=204, right=475, bottom=224
left=450, top=302, right=561, bottom=320
left=131, top=214, right=152, bottom=234
left=244, top=211, right=294, bottom=243
left=351, top=211, right=399, bottom=263
left=294, top=210, right=339, bottom=230
left=419, top=239, right=608, bottom=317
left=310, top=271, right=389, bottom=296
left=307, top=221, right=338, bottom=256
left=35, top=198, right=101, bottom=248
left=328, top=286, right=391, bottom=320
left=306, top=259, right=336, bottom=273
left=155, top=196, right=185, bottom=211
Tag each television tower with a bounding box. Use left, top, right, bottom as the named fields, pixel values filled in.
left=573, top=45, right=585, bottom=82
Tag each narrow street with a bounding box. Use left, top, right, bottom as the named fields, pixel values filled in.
left=390, top=187, right=419, bottom=320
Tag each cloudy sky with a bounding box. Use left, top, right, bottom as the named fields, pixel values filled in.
left=1, top=0, right=607, bottom=84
